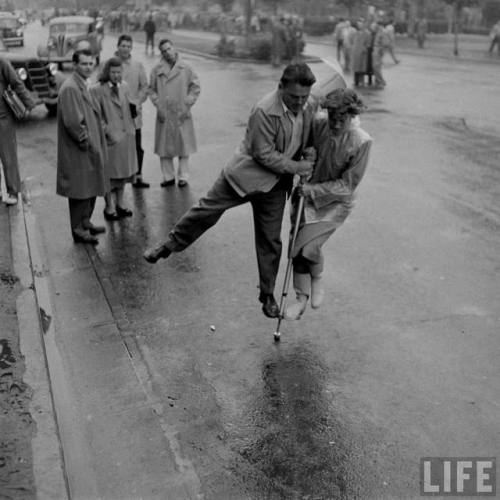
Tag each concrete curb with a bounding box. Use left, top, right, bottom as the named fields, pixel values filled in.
left=9, top=197, right=69, bottom=500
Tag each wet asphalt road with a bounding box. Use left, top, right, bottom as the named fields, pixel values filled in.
left=14, top=23, right=500, bottom=499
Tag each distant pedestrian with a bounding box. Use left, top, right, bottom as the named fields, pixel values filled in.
left=285, top=88, right=372, bottom=320
left=342, top=20, right=357, bottom=72
left=489, top=20, right=500, bottom=55
left=143, top=63, right=317, bottom=320
left=56, top=49, right=108, bottom=244
left=0, top=56, right=35, bottom=205
left=271, top=16, right=290, bottom=67
left=352, top=19, right=371, bottom=87
left=115, top=34, right=150, bottom=188
left=383, top=20, right=400, bottom=64
left=416, top=17, right=427, bottom=49
left=94, top=58, right=137, bottom=221
left=287, top=16, right=304, bottom=63
left=333, top=19, right=349, bottom=66
left=149, top=39, right=200, bottom=187
left=144, top=14, right=156, bottom=56
left=371, top=22, right=387, bottom=88
left=365, top=23, right=376, bottom=86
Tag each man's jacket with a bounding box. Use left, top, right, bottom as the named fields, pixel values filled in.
left=223, top=89, right=315, bottom=197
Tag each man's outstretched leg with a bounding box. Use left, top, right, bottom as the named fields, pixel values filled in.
left=143, top=172, right=244, bottom=262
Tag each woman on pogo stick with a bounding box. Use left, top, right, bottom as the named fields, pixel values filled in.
left=285, top=88, right=372, bottom=320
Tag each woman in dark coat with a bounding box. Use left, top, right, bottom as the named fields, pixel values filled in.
left=285, top=88, right=372, bottom=320
left=94, top=57, right=137, bottom=220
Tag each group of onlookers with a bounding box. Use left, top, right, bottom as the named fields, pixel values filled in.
left=335, top=18, right=400, bottom=89
left=53, top=35, right=199, bottom=244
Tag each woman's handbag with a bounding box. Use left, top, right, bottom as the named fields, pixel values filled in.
left=2, top=86, right=27, bottom=119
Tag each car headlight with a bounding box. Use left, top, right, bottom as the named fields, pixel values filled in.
left=48, top=63, right=58, bottom=75
left=17, top=68, right=28, bottom=80
left=16, top=30, right=22, bottom=36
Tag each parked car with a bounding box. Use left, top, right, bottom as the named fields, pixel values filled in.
left=37, top=15, right=103, bottom=67
left=0, top=11, right=24, bottom=47
left=0, top=38, right=63, bottom=116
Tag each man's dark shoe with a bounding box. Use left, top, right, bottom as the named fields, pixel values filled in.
left=260, top=294, right=280, bottom=318
left=178, top=180, right=188, bottom=188
left=133, top=179, right=150, bottom=188
left=143, top=243, right=171, bottom=264
left=72, top=230, right=98, bottom=245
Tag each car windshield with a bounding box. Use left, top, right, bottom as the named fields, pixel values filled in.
left=50, top=23, right=88, bottom=35
left=0, top=18, right=18, bottom=29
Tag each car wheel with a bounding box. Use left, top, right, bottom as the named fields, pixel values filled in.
left=46, top=103, right=57, bottom=117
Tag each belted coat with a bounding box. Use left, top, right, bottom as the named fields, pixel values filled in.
left=93, top=82, right=137, bottom=181
left=56, top=72, right=109, bottom=199
left=149, top=56, right=200, bottom=158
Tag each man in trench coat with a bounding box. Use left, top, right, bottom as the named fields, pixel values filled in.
left=144, top=63, right=316, bottom=319
left=149, top=38, right=200, bottom=187
left=56, top=49, right=109, bottom=244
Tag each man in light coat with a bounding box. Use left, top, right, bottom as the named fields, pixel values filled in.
left=143, top=63, right=316, bottom=319
left=56, top=49, right=109, bottom=244
left=149, top=38, right=200, bottom=188
left=0, top=56, right=35, bottom=205
left=115, top=34, right=150, bottom=188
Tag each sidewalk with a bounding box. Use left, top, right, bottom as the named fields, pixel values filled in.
left=1, top=193, right=68, bottom=499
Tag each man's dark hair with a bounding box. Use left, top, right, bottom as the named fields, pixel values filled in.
left=73, top=49, right=92, bottom=64
left=280, top=63, right=316, bottom=88
left=158, top=38, right=173, bottom=50
left=118, top=34, right=133, bottom=46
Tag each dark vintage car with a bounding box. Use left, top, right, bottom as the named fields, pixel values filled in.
left=37, top=15, right=103, bottom=66
left=0, top=11, right=24, bottom=47
left=0, top=38, right=63, bottom=116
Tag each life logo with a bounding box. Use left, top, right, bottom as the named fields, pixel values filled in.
left=420, top=457, right=496, bottom=496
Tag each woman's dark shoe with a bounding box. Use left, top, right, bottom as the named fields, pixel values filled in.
left=103, top=210, right=120, bottom=221
left=116, top=206, right=133, bottom=217
left=160, top=179, right=175, bottom=187
left=143, top=243, right=171, bottom=263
